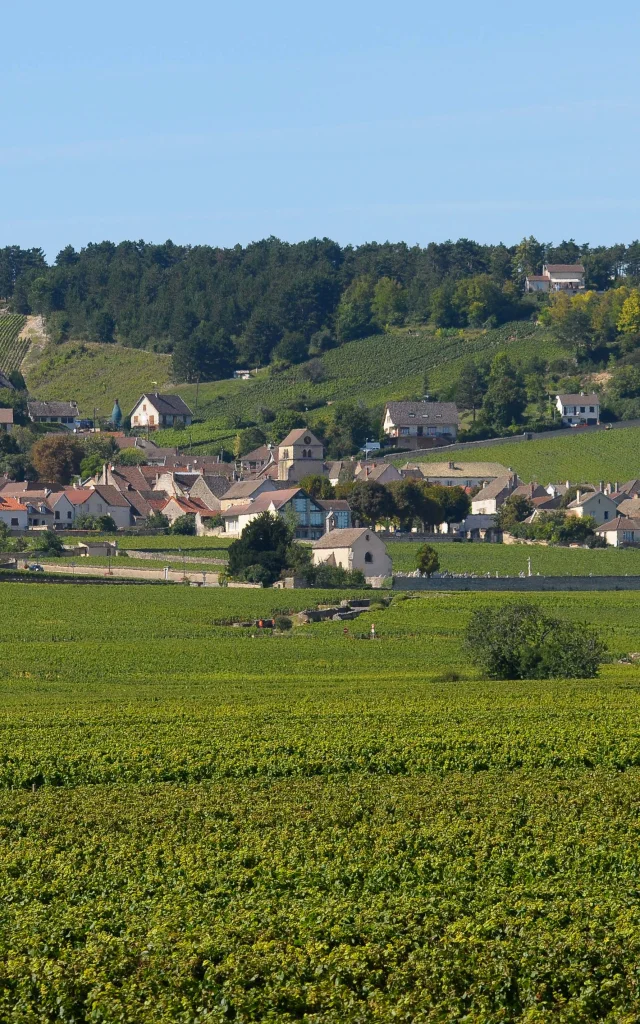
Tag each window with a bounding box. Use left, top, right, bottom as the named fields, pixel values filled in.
left=282, top=449, right=289, bottom=460
left=589, top=406, right=595, bottom=412
left=580, top=406, right=585, bottom=413
left=149, top=416, right=155, bottom=426
left=142, top=404, right=147, bottom=412
left=623, top=531, right=634, bottom=543
left=97, top=504, right=103, bottom=513
left=55, top=511, right=60, bottom=520
left=11, top=518, right=18, bottom=526
left=364, top=551, right=373, bottom=563
left=67, top=511, right=72, bottom=519
left=400, top=427, right=410, bottom=436
left=604, top=510, right=609, bottom=520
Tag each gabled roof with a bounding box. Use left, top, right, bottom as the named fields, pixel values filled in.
left=404, top=461, right=508, bottom=479
left=316, top=499, right=351, bottom=512
left=355, top=463, right=401, bottom=482
left=0, top=495, right=27, bottom=511
left=615, top=498, right=640, bottom=517
left=312, top=527, right=375, bottom=549
left=0, top=409, right=13, bottom=424
left=55, top=488, right=94, bottom=506
left=566, top=491, right=615, bottom=509
left=384, top=401, right=459, bottom=425
left=222, top=479, right=275, bottom=501
left=132, top=393, right=193, bottom=416
left=556, top=393, right=599, bottom=404
left=220, top=488, right=304, bottom=518
left=195, top=475, right=233, bottom=498
left=278, top=428, right=323, bottom=447
left=27, top=400, right=79, bottom=418
left=91, top=485, right=133, bottom=508
left=545, top=264, right=585, bottom=273
left=161, top=495, right=210, bottom=514
left=473, top=476, right=516, bottom=501
left=595, top=517, right=640, bottom=532
left=241, top=445, right=277, bottom=463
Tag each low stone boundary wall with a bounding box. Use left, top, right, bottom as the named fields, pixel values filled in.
left=393, top=575, right=640, bottom=592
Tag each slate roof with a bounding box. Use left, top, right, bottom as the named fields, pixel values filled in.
left=241, top=445, right=277, bottom=463
left=196, top=475, right=232, bottom=498
left=132, top=393, right=193, bottom=417
left=220, top=488, right=303, bottom=518
left=612, top=498, right=640, bottom=517
left=28, top=400, right=79, bottom=418
left=545, top=264, right=585, bottom=273
left=312, top=528, right=374, bottom=549
left=384, top=401, right=459, bottom=425
left=316, top=499, right=351, bottom=512
left=556, top=393, right=599, bottom=405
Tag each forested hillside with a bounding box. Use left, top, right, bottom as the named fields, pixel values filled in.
left=2, top=235, right=640, bottom=385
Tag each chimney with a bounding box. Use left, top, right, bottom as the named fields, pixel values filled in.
left=615, top=481, right=619, bottom=493
left=566, top=480, right=570, bottom=489
left=599, top=481, right=604, bottom=493
left=576, top=489, right=581, bottom=504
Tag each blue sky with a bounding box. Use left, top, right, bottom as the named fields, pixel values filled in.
left=3, top=0, right=639, bottom=260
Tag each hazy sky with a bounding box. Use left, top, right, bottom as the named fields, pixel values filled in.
left=3, top=0, right=640, bottom=260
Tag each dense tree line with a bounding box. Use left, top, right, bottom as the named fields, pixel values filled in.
left=2, top=236, right=640, bottom=383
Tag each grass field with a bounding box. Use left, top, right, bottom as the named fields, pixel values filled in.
left=398, top=425, right=640, bottom=484
left=77, top=534, right=234, bottom=553
left=388, top=539, right=640, bottom=575
left=3, top=582, right=640, bottom=1019
left=0, top=313, right=27, bottom=372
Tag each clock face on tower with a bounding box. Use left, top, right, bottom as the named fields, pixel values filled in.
left=304, top=436, right=311, bottom=444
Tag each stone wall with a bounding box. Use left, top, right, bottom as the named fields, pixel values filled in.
left=393, top=575, right=640, bottom=592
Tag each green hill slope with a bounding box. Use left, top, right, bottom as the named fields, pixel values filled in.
left=0, top=315, right=27, bottom=372
left=24, top=343, right=173, bottom=417
left=22, top=320, right=563, bottom=439
left=400, top=426, right=640, bottom=484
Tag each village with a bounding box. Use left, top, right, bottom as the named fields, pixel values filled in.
left=2, top=384, right=638, bottom=588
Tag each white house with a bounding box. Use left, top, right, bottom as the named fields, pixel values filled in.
left=564, top=489, right=617, bottom=525
left=27, top=400, right=79, bottom=427
left=0, top=495, right=28, bottom=530
left=382, top=402, right=458, bottom=449
left=471, top=476, right=518, bottom=515
left=311, top=527, right=392, bottom=578
left=51, top=486, right=134, bottom=528
left=525, top=264, right=586, bottom=294
left=130, top=393, right=193, bottom=431
left=595, top=517, right=640, bottom=547
left=555, top=393, right=600, bottom=426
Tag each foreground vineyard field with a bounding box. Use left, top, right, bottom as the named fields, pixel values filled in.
left=2, top=583, right=640, bottom=1021
left=388, top=540, right=640, bottom=575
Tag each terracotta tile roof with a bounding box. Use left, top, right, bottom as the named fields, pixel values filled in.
left=58, top=489, right=94, bottom=506
left=161, top=496, right=210, bottom=514
left=0, top=495, right=27, bottom=511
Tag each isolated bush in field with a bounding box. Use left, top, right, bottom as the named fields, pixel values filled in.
left=274, top=615, right=293, bottom=631
left=465, top=603, right=606, bottom=680
left=416, top=543, right=439, bottom=577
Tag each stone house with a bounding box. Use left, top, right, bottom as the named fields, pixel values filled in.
left=311, top=527, right=392, bottom=578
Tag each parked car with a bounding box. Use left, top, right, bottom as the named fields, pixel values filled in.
left=27, top=563, right=44, bottom=573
